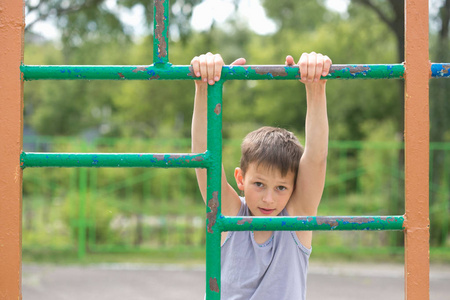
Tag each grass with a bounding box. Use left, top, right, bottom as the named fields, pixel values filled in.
left=23, top=247, right=206, bottom=266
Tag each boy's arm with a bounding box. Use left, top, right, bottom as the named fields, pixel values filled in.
left=288, top=53, right=331, bottom=217
left=191, top=53, right=244, bottom=216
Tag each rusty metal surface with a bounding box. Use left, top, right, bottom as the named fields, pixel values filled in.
left=220, top=215, right=405, bottom=231
left=20, top=152, right=209, bottom=168
left=205, top=83, right=223, bottom=300
left=153, top=0, right=168, bottom=64
left=22, top=64, right=411, bottom=80
left=207, top=192, right=219, bottom=234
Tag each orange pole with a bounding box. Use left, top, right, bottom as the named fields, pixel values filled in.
left=404, top=0, right=430, bottom=299
left=0, top=0, right=25, bottom=298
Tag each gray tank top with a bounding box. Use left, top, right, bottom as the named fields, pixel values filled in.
left=220, top=197, right=311, bottom=300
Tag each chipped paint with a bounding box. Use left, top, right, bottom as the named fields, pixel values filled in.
left=237, top=218, right=253, bottom=225
left=209, top=277, right=220, bottom=293
left=191, top=156, right=204, bottom=162
left=431, top=63, right=450, bottom=78
left=331, top=65, right=370, bottom=75
left=154, top=0, right=168, bottom=63
left=219, top=216, right=405, bottom=231
left=118, top=72, right=125, bottom=79
left=21, top=64, right=429, bottom=81
left=214, top=104, right=221, bottom=115
left=207, top=191, right=219, bottom=233
left=154, top=154, right=165, bottom=161
left=253, top=66, right=288, bottom=77
left=205, top=83, right=223, bottom=300
left=187, top=66, right=197, bottom=78
left=20, top=152, right=209, bottom=169
left=132, top=66, right=148, bottom=73
left=316, top=218, right=339, bottom=229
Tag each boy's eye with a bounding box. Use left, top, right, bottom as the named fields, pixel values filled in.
left=277, top=186, right=287, bottom=191
left=255, top=182, right=264, bottom=187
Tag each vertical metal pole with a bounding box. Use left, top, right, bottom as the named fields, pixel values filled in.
left=78, top=167, right=88, bottom=259
left=205, top=82, right=223, bottom=300
left=89, top=168, right=97, bottom=250
left=404, top=0, right=430, bottom=299
left=153, top=0, right=170, bottom=65
left=441, top=152, right=449, bottom=243
left=0, top=1, right=24, bottom=298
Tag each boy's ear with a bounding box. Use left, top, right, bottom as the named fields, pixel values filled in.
left=234, top=167, right=245, bottom=191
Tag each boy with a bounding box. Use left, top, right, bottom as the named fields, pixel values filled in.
left=191, top=52, right=331, bottom=299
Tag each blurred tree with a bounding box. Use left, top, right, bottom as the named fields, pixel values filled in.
left=430, top=0, right=450, bottom=144
left=25, top=0, right=202, bottom=44
left=429, top=0, right=450, bottom=246
left=351, top=0, right=450, bottom=246
left=261, top=0, right=328, bottom=32
left=352, top=0, right=404, bottom=61
left=24, top=0, right=204, bottom=137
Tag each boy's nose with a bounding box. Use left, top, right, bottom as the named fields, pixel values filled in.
left=262, top=191, right=275, bottom=204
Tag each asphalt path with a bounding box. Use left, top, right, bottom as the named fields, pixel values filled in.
left=23, top=262, right=450, bottom=299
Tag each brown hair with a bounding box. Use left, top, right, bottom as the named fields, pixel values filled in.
left=240, top=126, right=304, bottom=177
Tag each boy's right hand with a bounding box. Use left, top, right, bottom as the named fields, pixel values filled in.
left=191, top=53, right=246, bottom=86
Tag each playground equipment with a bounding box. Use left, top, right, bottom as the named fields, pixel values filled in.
left=1, top=0, right=448, bottom=299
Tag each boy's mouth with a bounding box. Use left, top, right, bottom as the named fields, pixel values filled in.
left=259, top=208, right=275, bottom=215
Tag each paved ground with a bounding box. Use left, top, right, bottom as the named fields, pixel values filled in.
left=23, top=262, right=450, bottom=299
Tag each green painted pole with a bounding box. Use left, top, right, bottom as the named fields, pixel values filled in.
left=205, top=82, right=223, bottom=300
left=21, top=64, right=409, bottom=81
left=441, top=153, right=449, bottom=243
left=88, top=168, right=97, bottom=250
left=20, top=152, right=210, bottom=168
left=153, top=0, right=170, bottom=65
left=218, top=215, right=405, bottom=232
left=78, top=166, right=87, bottom=260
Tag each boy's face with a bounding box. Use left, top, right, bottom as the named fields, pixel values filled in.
left=234, top=163, right=296, bottom=216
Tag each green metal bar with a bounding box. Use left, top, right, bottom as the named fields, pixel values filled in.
left=205, top=82, right=223, bottom=300
left=20, top=64, right=409, bottom=81
left=78, top=166, right=87, bottom=259
left=219, top=215, right=405, bottom=231
left=441, top=152, right=449, bottom=243
left=153, top=0, right=170, bottom=65
left=339, top=147, right=346, bottom=210
left=88, top=168, right=97, bottom=250
left=20, top=152, right=210, bottom=169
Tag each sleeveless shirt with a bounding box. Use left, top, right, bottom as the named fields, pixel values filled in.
left=220, top=197, right=311, bottom=300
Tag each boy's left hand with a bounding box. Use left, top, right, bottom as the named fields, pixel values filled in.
left=286, top=53, right=332, bottom=85
left=191, top=52, right=246, bottom=86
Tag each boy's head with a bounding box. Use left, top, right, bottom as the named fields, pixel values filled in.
left=240, top=126, right=304, bottom=178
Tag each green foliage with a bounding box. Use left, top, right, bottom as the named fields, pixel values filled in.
left=21, top=0, right=450, bottom=261
left=22, top=137, right=450, bottom=255
left=261, top=0, right=329, bottom=32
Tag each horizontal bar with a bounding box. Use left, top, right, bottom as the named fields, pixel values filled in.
left=219, top=215, right=405, bottom=231
left=431, top=63, right=450, bottom=78
left=20, top=151, right=210, bottom=169
left=21, top=64, right=411, bottom=80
